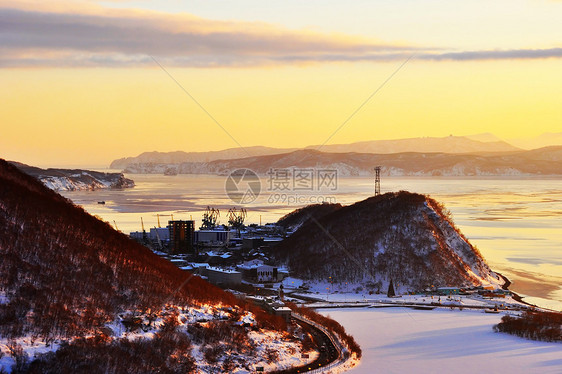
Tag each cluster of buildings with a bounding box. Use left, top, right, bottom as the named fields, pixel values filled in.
left=130, top=220, right=289, bottom=289
left=181, top=259, right=288, bottom=288
left=431, top=286, right=512, bottom=297
left=130, top=220, right=196, bottom=253
left=130, top=220, right=285, bottom=255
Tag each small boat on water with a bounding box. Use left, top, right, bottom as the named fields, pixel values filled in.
left=98, top=201, right=106, bottom=205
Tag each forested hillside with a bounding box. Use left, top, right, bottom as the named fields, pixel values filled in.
left=0, top=159, right=310, bottom=372
left=273, top=191, right=504, bottom=292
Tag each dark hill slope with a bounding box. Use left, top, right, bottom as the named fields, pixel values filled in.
left=273, top=191, right=504, bottom=290
left=0, top=159, right=263, bottom=340
left=277, top=202, right=343, bottom=231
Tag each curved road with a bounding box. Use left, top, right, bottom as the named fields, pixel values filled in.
left=272, top=315, right=343, bottom=374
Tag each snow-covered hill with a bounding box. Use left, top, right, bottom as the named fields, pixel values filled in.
left=273, top=191, right=505, bottom=292
left=11, top=162, right=135, bottom=191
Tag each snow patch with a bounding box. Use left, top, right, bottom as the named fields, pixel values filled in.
left=0, top=292, right=9, bottom=305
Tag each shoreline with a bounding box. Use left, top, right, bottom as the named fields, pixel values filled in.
left=496, top=271, right=561, bottom=312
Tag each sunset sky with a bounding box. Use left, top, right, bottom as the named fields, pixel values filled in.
left=1, top=0, right=562, bottom=167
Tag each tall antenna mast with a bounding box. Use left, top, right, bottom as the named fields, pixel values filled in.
left=374, top=166, right=381, bottom=196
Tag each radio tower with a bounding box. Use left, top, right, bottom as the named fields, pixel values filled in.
left=374, top=166, right=381, bottom=196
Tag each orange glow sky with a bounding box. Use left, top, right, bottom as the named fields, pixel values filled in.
left=1, top=0, right=561, bottom=167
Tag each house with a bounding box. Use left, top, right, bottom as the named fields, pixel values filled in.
left=494, top=289, right=512, bottom=296
left=273, top=306, right=292, bottom=322
left=238, top=260, right=278, bottom=283
left=205, top=251, right=233, bottom=266
left=437, top=287, right=460, bottom=295
left=206, top=267, right=242, bottom=286
left=188, top=263, right=210, bottom=276
left=195, top=230, right=231, bottom=246
left=242, top=237, right=265, bottom=250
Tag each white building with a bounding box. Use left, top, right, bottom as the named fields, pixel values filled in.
left=194, top=230, right=231, bottom=245
left=238, top=260, right=278, bottom=283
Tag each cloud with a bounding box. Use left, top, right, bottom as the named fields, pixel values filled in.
left=0, top=6, right=419, bottom=68
left=0, top=3, right=561, bottom=68
left=421, top=48, right=562, bottom=61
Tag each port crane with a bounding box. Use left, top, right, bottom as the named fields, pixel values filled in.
left=201, top=206, right=220, bottom=229
left=140, top=217, right=148, bottom=243
left=154, top=213, right=174, bottom=228
left=227, top=207, right=246, bottom=228
left=152, top=226, right=163, bottom=250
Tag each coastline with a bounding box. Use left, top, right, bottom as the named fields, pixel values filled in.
left=497, top=271, right=534, bottom=309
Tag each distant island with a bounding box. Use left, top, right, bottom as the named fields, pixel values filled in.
left=11, top=162, right=135, bottom=191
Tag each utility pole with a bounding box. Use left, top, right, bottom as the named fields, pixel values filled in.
left=374, top=166, right=381, bottom=196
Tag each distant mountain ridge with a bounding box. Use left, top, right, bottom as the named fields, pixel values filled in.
left=110, top=146, right=298, bottom=169
left=464, top=133, right=505, bottom=143
left=306, top=135, right=519, bottom=154
left=12, top=162, right=135, bottom=191
left=272, top=191, right=505, bottom=291
left=121, top=146, right=562, bottom=176
left=110, top=135, right=521, bottom=169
